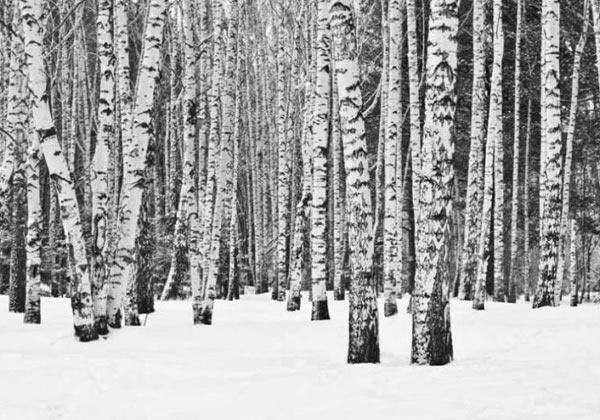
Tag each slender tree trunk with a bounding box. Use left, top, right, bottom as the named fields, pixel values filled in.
left=276, top=24, right=291, bottom=302
left=6, top=13, right=27, bottom=314
left=24, top=130, right=42, bottom=324
left=569, top=219, right=578, bottom=307
left=508, top=0, right=524, bottom=304
left=411, top=0, right=457, bottom=365
left=491, top=0, right=505, bottom=302
left=311, top=0, right=331, bottom=321
left=330, top=0, right=379, bottom=363
left=460, top=0, right=487, bottom=301
left=406, top=0, right=421, bottom=213
left=383, top=0, right=402, bottom=317
left=91, top=0, right=116, bottom=334
left=533, top=0, right=561, bottom=309
left=523, top=99, right=532, bottom=301
left=332, top=52, right=345, bottom=302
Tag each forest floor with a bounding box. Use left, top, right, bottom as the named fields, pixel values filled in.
left=0, top=293, right=599, bottom=420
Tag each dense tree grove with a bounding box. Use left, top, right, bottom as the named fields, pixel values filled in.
left=1, top=0, right=600, bottom=365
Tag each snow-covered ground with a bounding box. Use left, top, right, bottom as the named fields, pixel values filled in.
left=1, top=294, right=599, bottom=420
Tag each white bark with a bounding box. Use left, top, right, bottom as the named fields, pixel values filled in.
left=383, top=0, right=402, bottom=317
left=533, top=0, right=562, bottom=309
left=311, top=0, right=331, bottom=321
left=460, top=0, right=487, bottom=301
left=330, top=0, right=379, bottom=363
left=107, top=0, right=167, bottom=327
left=20, top=0, right=97, bottom=340
left=91, top=0, right=116, bottom=334
left=411, top=0, right=457, bottom=365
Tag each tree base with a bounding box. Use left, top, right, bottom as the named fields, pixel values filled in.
left=311, top=300, right=330, bottom=320
left=384, top=301, right=398, bottom=317
left=472, top=302, right=485, bottom=310
left=74, top=324, right=99, bottom=342
left=125, top=313, right=141, bottom=326
left=108, top=309, right=122, bottom=329
left=24, top=311, right=40, bottom=324
left=287, top=295, right=301, bottom=311
left=94, top=316, right=110, bottom=335
left=194, top=303, right=213, bottom=325
left=333, top=289, right=345, bottom=301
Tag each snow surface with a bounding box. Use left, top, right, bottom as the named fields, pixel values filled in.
left=1, top=294, right=599, bottom=420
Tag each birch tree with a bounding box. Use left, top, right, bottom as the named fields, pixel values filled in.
left=20, top=0, right=97, bottom=340
left=24, top=131, right=42, bottom=324
left=491, top=0, right=505, bottom=302
left=555, top=0, right=589, bottom=306
left=330, top=0, right=379, bottom=363
left=107, top=0, right=167, bottom=327
left=383, top=0, right=402, bottom=317
left=533, top=0, right=562, bottom=309
left=460, top=0, right=487, bottom=301
left=508, top=0, right=523, bottom=303
left=276, top=23, right=291, bottom=303
left=91, top=0, right=116, bottom=334
left=411, top=0, right=457, bottom=365
left=311, top=0, right=331, bottom=321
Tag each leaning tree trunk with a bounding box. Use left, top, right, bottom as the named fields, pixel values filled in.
left=310, top=0, right=331, bottom=321
left=20, top=0, right=97, bottom=341
left=383, top=0, right=402, bottom=317
left=533, top=0, right=561, bottom=309
left=330, top=0, right=379, bottom=364
left=491, top=0, right=505, bottom=302
left=555, top=0, right=589, bottom=306
left=91, top=0, right=116, bottom=334
left=459, top=0, right=487, bottom=301
left=107, top=0, right=167, bottom=327
left=411, top=0, right=457, bottom=366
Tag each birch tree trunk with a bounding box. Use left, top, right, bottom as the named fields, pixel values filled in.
left=6, top=11, right=27, bottom=314
left=332, top=53, right=346, bottom=302
left=459, top=0, right=487, bottom=301
left=523, top=99, right=532, bottom=301
left=383, top=0, right=402, bottom=317
left=569, top=219, right=578, bottom=307
left=199, top=0, right=237, bottom=324
left=406, top=0, right=421, bottom=214
left=276, top=25, right=291, bottom=302
left=107, top=0, right=167, bottom=327
left=179, top=0, right=203, bottom=324
left=20, top=0, right=97, bottom=340
left=508, top=0, right=523, bottom=304
left=24, top=130, right=42, bottom=324
left=533, top=0, right=561, bottom=309
left=411, top=0, right=457, bottom=365
left=330, top=0, right=379, bottom=363
left=91, top=0, right=116, bottom=334
left=555, top=0, right=589, bottom=306
left=491, top=0, right=505, bottom=302
left=311, top=0, right=331, bottom=321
